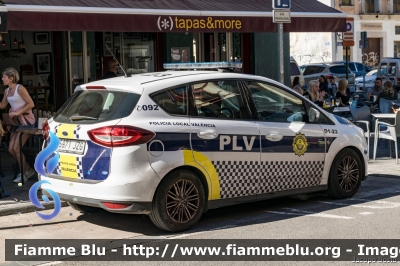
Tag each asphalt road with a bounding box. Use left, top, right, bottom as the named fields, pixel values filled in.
left=1, top=175, right=400, bottom=266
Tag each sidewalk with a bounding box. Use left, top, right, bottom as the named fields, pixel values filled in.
left=0, top=151, right=67, bottom=216
left=0, top=140, right=399, bottom=217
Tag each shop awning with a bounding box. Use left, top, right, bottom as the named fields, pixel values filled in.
left=2, top=0, right=346, bottom=32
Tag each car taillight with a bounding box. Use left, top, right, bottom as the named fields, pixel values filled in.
left=101, top=202, right=131, bottom=209
left=87, top=126, right=155, bottom=147
left=42, top=121, right=50, bottom=140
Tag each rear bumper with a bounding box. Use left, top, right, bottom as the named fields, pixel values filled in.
left=43, top=190, right=152, bottom=214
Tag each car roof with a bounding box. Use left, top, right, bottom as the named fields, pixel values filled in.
left=302, top=63, right=346, bottom=67
left=75, top=71, right=278, bottom=94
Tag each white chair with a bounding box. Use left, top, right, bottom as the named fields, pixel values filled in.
left=350, top=105, right=374, bottom=159
left=373, top=111, right=400, bottom=164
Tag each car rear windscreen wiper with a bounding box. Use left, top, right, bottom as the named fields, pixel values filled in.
left=69, top=115, right=98, bottom=121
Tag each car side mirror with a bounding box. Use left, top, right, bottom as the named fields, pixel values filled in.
left=308, top=108, right=320, bottom=122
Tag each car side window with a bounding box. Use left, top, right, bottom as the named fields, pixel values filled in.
left=348, top=63, right=356, bottom=71
left=246, top=81, right=306, bottom=123
left=380, top=63, right=387, bottom=75
left=151, top=86, right=187, bottom=116
left=191, top=80, right=247, bottom=119
left=303, top=66, right=316, bottom=75
left=389, top=63, right=396, bottom=76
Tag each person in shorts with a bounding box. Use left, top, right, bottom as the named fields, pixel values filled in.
left=0, top=67, right=36, bottom=183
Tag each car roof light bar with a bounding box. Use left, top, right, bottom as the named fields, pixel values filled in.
left=163, top=62, right=242, bottom=70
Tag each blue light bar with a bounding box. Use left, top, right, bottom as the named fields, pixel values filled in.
left=163, top=62, right=242, bottom=70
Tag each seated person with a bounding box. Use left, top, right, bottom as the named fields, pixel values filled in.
left=336, top=79, right=350, bottom=107
left=367, top=77, right=383, bottom=101
left=373, top=81, right=397, bottom=107
left=303, top=80, right=325, bottom=107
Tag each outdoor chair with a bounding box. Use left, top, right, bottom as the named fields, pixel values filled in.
left=373, top=111, right=400, bottom=164
left=350, top=105, right=374, bottom=159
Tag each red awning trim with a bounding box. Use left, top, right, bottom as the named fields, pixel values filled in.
left=8, top=11, right=346, bottom=32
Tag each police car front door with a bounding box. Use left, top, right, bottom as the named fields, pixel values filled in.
left=189, top=80, right=261, bottom=200
left=245, top=80, right=326, bottom=194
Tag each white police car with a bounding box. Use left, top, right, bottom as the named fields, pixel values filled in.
left=41, top=62, right=368, bottom=232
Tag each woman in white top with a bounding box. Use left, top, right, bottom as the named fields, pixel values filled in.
left=0, top=67, right=36, bottom=183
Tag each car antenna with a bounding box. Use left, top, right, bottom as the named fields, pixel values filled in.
left=104, top=43, right=131, bottom=77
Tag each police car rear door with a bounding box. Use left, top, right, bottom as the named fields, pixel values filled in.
left=189, top=79, right=261, bottom=199
left=244, top=80, right=326, bottom=194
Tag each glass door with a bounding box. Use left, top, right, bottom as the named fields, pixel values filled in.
left=68, top=31, right=84, bottom=96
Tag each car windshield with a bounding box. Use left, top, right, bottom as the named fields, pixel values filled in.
left=53, top=90, right=141, bottom=124
left=366, top=70, right=377, bottom=76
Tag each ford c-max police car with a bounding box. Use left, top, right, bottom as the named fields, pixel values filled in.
left=41, top=62, right=368, bottom=232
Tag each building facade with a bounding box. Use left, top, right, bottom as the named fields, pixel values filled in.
left=336, top=0, right=400, bottom=67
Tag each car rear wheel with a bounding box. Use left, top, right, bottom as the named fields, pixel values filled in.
left=327, top=148, right=362, bottom=199
left=149, top=169, right=205, bottom=232
left=68, top=202, right=101, bottom=213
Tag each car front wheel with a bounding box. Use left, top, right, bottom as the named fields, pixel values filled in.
left=327, top=148, right=362, bottom=199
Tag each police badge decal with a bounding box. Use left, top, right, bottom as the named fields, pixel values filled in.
left=292, top=133, right=308, bottom=157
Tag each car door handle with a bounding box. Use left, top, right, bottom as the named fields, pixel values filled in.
left=265, top=132, right=283, bottom=141
left=198, top=130, right=218, bottom=139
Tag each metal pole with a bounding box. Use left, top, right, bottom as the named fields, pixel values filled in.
left=345, top=46, right=349, bottom=80
left=279, top=23, right=284, bottom=84
left=362, top=47, right=365, bottom=92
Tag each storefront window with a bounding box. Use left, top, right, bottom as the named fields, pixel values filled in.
left=164, top=33, right=194, bottom=63
left=122, top=32, right=154, bottom=74
left=232, top=33, right=242, bottom=62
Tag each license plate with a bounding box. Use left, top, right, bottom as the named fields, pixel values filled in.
left=58, top=139, right=86, bottom=155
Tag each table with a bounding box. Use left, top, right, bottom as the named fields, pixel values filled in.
left=25, top=86, right=52, bottom=111
left=371, top=113, right=396, bottom=160
left=15, top=128, right=44, bottom=185
left=333, top=107, right=350, bottom=112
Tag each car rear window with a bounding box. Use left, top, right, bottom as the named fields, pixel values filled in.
left=53, top=90, right=140, bottom=124
left=329, top=66, right=351, bottom=74
left=290, top=62, right=300, bottom=75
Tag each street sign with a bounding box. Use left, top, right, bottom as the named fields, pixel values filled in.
left=273, top=10, right=291, bottom=23
left=273, top=0, right=291, bottom=9
left=343, top=40, right=354, bottom=46
left=343, top=17, right=354, bottom=46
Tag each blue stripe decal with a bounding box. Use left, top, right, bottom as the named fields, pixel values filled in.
left=148, top=132, right=191, bottom=151
left=151, top=132, right=336, bottom=153
left=260, top=136, right=326, bottom=153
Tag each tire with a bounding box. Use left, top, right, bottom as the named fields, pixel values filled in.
left=327, top=148, right=362, bottom=199
left=149, top=170, right=206, bottom=232
left=68, top=202, right=101, bottom=213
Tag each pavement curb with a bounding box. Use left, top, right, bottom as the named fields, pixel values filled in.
left=0, top=201, right=69, bottom=216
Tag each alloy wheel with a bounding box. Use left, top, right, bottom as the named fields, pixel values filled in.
left=337, top=156, right=360, bottom=192
left=165, top=179, right=200, bottom=223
